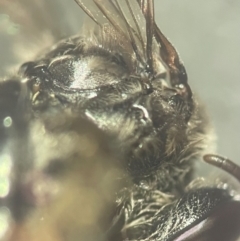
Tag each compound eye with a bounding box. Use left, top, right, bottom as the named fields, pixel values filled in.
left=173, top=200, right=240, bottom=241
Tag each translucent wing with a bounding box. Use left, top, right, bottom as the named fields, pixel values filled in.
left=75, top=0, right=156, bottom=72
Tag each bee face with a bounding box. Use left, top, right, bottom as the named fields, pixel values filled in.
left=0, top=1, right=240, bottom=241
left=16, top=0, right=206, bottom=182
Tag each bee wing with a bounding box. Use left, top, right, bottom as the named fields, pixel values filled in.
left=0, top=0, right=83, bottom=75
left=136, top=0, right=155, bottom=69
left=75, top=0, right=155, bottom=69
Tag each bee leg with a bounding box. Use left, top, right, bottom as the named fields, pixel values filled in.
left=203, top=154, right=240, bottom=182
left=138, top=0, right=191, bottom=98
left=154, top=26, right=190, bottom=87
left=153, top=24, right=194, bottom=120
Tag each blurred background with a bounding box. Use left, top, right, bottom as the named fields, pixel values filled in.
left=0, top=0, right=239, bottom=168
left=156, top=0, right=240, bottom=170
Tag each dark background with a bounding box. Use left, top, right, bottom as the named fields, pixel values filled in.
left=0, top=0, right=239, bottom=171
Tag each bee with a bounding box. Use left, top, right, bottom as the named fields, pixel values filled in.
left=0, top=0, right=240, bottom=241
